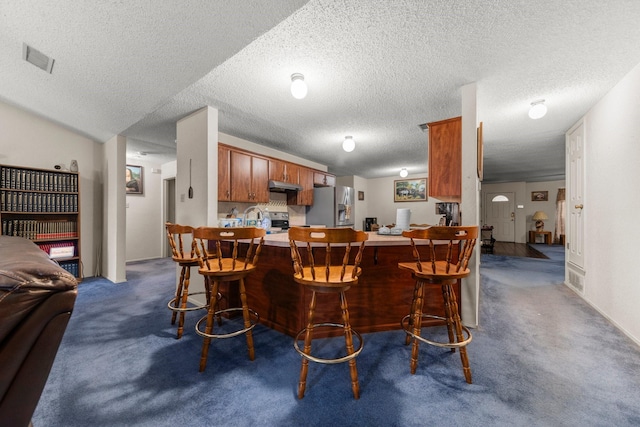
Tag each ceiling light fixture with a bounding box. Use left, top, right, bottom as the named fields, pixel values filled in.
left=528, top=99, right=547, bottom=119
left=290, top=73, right=307, bottom=99
left=342, top=136, right=355, bottom=152
left=399, top=168, right=408, bottom=178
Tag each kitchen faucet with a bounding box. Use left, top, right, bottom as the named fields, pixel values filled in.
left=242, top=205, right=264, bottom=227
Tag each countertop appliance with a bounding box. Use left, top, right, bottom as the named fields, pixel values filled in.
left=305, top=185, right=355, bottom=228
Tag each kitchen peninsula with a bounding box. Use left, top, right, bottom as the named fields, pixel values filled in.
left=225, top=231, right=461, bottom=338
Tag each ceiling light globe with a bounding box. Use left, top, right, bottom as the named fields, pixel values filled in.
left=290, top=73, right=307, bottom=99
left=399, top=168, right=408, bottom=178
left=342, top=136, right=355, bottom=152
left=528, top=101, right=547, bottom=119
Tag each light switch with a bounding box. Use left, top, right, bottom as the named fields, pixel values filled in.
left=180, top=194, right=185, bottom=202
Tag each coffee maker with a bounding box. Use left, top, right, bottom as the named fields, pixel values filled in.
left=364, top=217, right=377, bottom=231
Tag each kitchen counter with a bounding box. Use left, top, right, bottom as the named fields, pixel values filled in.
left=263, top=230, right=434, bottom=247
left=220, top=230, right=461, bottom=337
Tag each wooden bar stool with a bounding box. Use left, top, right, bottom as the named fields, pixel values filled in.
left=398, top=226, right=478, bottom=383
left=192, top=226, right=265, bottom=372
left=165, top=222, right=208, bottom=339
left=288, top=227, right=368, bottom=399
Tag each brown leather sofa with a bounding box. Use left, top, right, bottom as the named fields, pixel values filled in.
left=0, top=236, right=78, bottom=427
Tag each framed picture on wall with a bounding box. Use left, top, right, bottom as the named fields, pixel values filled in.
left=126, top=165, right=143, bottom=195
left=531, top=190, right=548, bottom=201
left=394, top=178, right=427, bottom=202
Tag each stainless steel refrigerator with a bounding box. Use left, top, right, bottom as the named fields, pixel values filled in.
left=305, top=185, right=355, bottom=228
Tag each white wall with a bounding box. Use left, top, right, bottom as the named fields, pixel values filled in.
left=0, top=100, right=101, bottom=278
left=578, top=61, right=640, bottom=345
left=125, top=156, right=164, bottom=262
left=364, top=174, right=442, bottom=227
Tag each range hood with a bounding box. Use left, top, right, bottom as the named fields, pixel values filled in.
left=268, top=180, right=303, bottom=192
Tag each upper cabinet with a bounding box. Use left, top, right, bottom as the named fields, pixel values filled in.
left=294, top=167, right=315, bottom=206
left=218, top=143, right=333, bottom=205
left=230, top=150, right=269, bottom=203
left=428, top=116, right=461, bottom=202
left=313, top=171, right=336, bottom=187
left=269, top=159, right=300, bottom=184
left=218, top=145, right=231, bottom=201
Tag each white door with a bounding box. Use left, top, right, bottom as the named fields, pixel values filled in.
left=567, top=121, right=585, bottom=269
left=485, top=192, right=515, bottom=242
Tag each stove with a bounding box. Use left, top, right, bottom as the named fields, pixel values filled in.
left=270, top=211, right=289, bottom=231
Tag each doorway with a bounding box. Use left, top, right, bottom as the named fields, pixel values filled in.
left=485, top=192, right=515, bottom=242
left=163, top=177, right=176, bottom=257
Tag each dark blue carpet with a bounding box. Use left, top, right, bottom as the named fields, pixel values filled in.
left=32, top=249, right=640, bottom=426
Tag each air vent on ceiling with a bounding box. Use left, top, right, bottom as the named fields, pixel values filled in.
left=22, top=43, right=55, bottom=74
left=418, top=123, right=428, bottom=132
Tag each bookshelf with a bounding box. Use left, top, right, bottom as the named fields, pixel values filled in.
left=0, top=164, right=81, bottom=279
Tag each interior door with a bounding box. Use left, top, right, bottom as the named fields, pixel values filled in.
left=567, top=121, right=585, bottom=269
left=485, top=192, right=515, bottom=242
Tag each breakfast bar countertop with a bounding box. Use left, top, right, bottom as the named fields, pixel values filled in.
left=263, top=230, right=414, bottom=247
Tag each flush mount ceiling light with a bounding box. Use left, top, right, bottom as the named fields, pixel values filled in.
left=399, top=168, right=408, bottom=178
left=290, top=73, right=307, bottom=99
left=528, top=99, right=547, bottom=119
left=342, top=136, right=355, bottom=152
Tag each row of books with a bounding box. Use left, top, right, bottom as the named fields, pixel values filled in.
left=36, top=241, right=76, bottom=257
left=1, top=219, right=78, bottom=240
left=1, top=191, right=78, bottom=212
left=1, top=166, right=78, bottom=192
left=57, top=260, right=80, bottom=278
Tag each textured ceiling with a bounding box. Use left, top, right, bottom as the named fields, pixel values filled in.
left=2, top=1, right=640, bottom=182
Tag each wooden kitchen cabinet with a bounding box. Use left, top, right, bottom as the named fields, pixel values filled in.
left=428, top=116, right=461, bottom=202
left=293, top=167, right=314, bottom=206
left=218, top=145, right=231, bottom=201
left=313, top=171, right=336, bottom=187
left=230, top=150, right=269, bottom=203
left=269, top=159, right=299, bottom=184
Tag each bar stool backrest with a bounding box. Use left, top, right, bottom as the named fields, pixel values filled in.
left=288, top=227, right=368, bottom=283
left=193, top=227, right=266, bottom=272
left=401, top=226, right=478, bottom=276
left=165, top=222, right=196, bottom=262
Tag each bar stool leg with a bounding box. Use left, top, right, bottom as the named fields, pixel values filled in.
left=340, top=291, right=360, bottom=399
left=176, top=266, right=192, bottom=339
left=410, top=279, right=425, bottom=375
left=441, top=283, right=456, bottom=354
left=444, top=283, right=472, bottom=383
left=405, top=278, right=421, bottom=345
left=199, top=278, right=220, bottom=372
left=238, top=278, right=255, bottom=361
left=172, top=266, right=187, bottom=325
left=298, top=291, right=317, bottom=399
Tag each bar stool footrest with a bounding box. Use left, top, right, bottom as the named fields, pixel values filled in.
left=195, top=307, right=259, bottom=339
left=401, top=314, right=472, bottom=349
left=167, top=291, right=209, bottom=312
left=294, top=323, right=363, bottom=365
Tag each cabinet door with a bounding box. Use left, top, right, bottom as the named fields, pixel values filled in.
left=270, top=159, right=299, bottom=184
left=269, top=159, right=286, bottom=182
left=251, top=156, right=269, bottom=203
left=294, top=167, right=314, bottom=206
left=230, top=150, right=253, bottom=202
left=313, top=172, right=336, bottom=187
left=428, top=116, right=461, bottom=202
left=285, top=162, right=300, bottom=184
left=218, top=146, right=231, bottom=201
